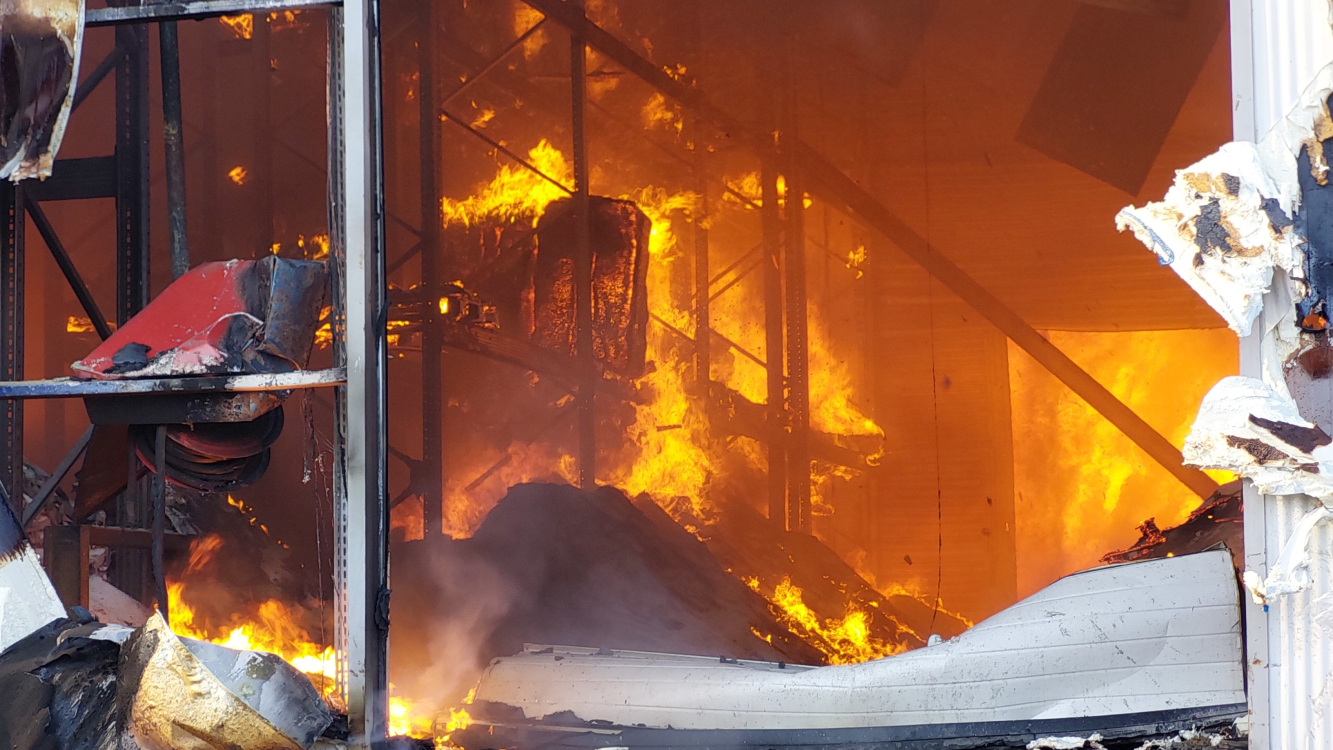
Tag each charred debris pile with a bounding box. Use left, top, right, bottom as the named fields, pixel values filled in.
left=390, top=481, right=967, bottom=687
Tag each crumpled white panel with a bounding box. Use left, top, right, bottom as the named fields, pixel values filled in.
left=1116, top=143, right=1301, bottom=337
left=1118, top=64, right=1333, bottom=603
left=1184, top=376, right=1333, bottom=500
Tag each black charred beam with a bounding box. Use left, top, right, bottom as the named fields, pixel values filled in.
left=761, top=165, right=787, bottom=529
left=571, top=7, right=595, bottom=489
left=159, top=22, right=190, bottom=280
left=23, top=195, right=113, bottom=341
left=0, top=183, right=21, bottom=515
left=419, top=0, right=444, bottom=536
left=72, top=47, right=125, bottom=112
left=85, top=0, right=332, bottom=26
left=23, top=156, right=118, bottom=202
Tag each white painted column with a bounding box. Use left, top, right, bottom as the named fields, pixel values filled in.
left=1232, top=3, right=1333, bottom=748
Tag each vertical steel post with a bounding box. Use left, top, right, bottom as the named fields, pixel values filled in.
left=160, top=21, right=190, bottom=280
left=688, top=1, right=709, bottom=385
left=570, top=6, right=596, bottom=488
left=115, top=22, right=150, bottom=325
left=761, top=164, right=787, bottom=527
left=256, top=18, right=275, bottom=248
left=0, top=183, right=22, bottom=515
left=113, top=17, right=150, bottom=602
left=419, top=0, right=444, bottom=536
left=332, top=0, right=389, bottom=740
left=692, top=119, right=710, bottom=385
left=780, top=54, right=811, bottom=534
left=151, top=425, right=168, bottom=622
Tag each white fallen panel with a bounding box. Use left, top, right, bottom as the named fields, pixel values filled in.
left=0, top=492, right=67, bottom=655
left=457, top=551, right=1245, bottom=750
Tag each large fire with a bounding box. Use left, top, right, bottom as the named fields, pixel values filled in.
left=1010, top=328, right=1237, bottom=595
left=414, top=139, right=881, bottom=533
left=167, top=532, right=339, bottom=698
left=170, top=531, right=468, bottom=741
left=167, top=109, right=1228, bottom=743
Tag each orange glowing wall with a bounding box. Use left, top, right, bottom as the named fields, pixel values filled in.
left=1010, top=329, right=1238, bottom=596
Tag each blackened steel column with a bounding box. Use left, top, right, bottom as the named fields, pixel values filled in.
left=570, top=5, right=595, bottom=488
left=780, top=65, right=811, bottom=534
left=692, top=117, right=710, bottom=385
left=113, top=17, right=150, bottom=602
left=761, top=164, right=787, bottom=528
left=151, top=425, right=168, bottom=621
left=418, top=0, right=443, bottom=536
left=0, top=183, right=22, bottom=514
left=160, top=21, right=190, bottom=279
left=115, top=21, right=150, bottom=324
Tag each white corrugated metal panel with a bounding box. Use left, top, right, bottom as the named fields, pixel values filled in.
left=1233, top=0, right=1333, bottom=142
left=471, top=552, right=1244, bottom=733
left=1263, top=495, right=1333, bottom=750
left=1233, top=4, right=1333, bottom=749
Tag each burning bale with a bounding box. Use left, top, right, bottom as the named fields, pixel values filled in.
left=531, top=197, right=652, bottom=377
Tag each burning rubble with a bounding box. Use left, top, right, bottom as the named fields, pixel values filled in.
left=0, top=477, right=333, bottom=749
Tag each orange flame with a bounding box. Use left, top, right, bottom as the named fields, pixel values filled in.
left=168, top=582, right=339, bottom=701
left=513, top=5, right=548, bottom=59
left=439, top=139, right=570, bottom=228
left=744, top=576, right=904, bottom=664
left=1010, top=329, right=1237, bottom=595
left=66, top=316, right=96, bottom=334
left=642, top=92, right=683, bottom=137
left=219, top=13, right=253, bottom=40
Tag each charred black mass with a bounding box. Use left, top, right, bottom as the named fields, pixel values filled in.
left=1192, top=198, right=1231, bottom=255
left=1248, top=414, right=1333, bottom=453
left=0, top=15, right=73, bottom=171
left=1295, top=135, right=1333, bottom=328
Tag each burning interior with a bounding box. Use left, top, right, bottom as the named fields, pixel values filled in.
left=0, top=0, right=1260, bottom=747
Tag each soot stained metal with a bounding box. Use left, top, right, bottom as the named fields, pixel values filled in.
left=0, top=0, right=83, bottom=181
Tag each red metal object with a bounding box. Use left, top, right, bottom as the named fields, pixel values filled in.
left=73, top=261, right=252, bottom=380
left=72, top=257, right=327, bottom=381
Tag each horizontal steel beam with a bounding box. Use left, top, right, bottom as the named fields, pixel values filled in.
left=0, top=367, right=346, bottom=398
left=24, top=157, right=117, bottom=202
left=85, top=0, right=334, bottom=26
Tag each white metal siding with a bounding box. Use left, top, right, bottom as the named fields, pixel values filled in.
left=1233, top=3, right=1333, bottom=748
